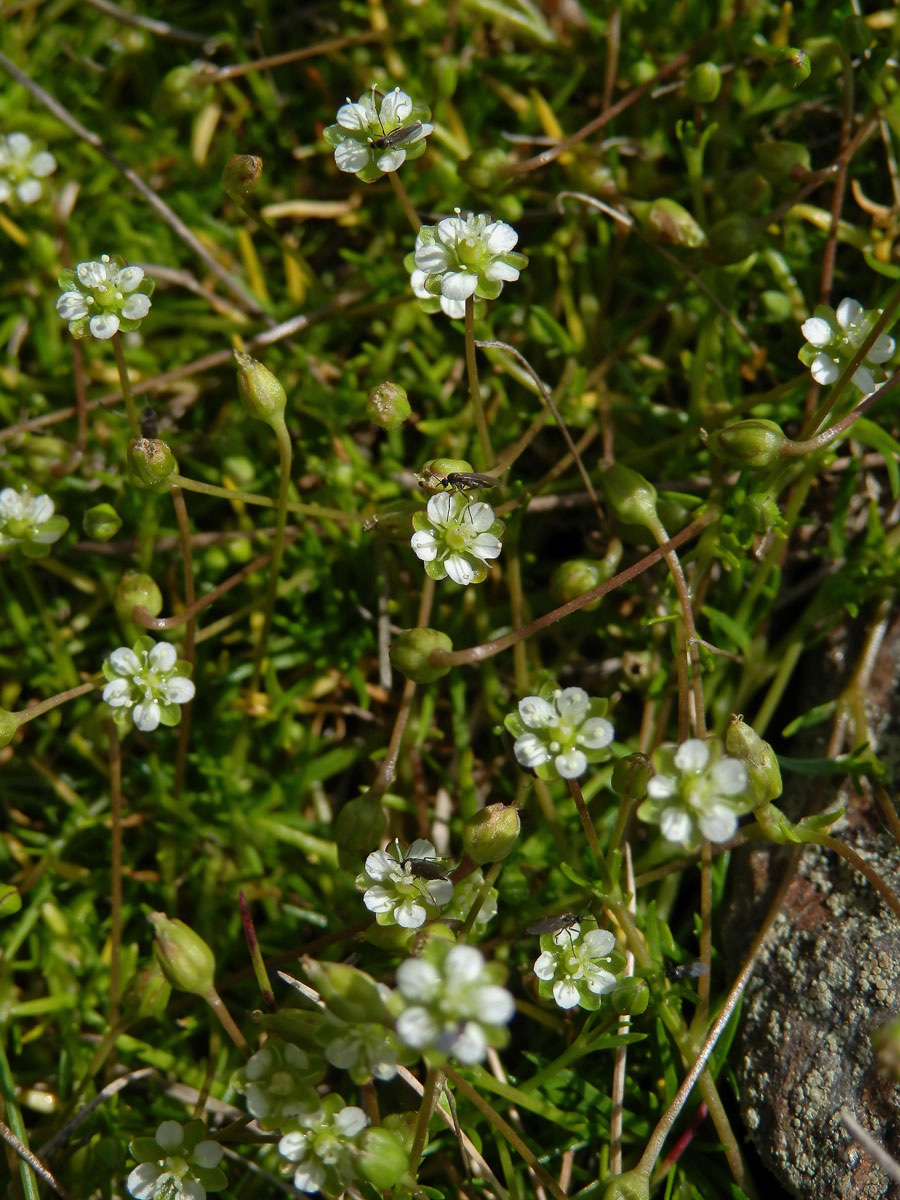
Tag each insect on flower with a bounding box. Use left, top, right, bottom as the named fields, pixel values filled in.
left=371, top=121, right=425, bottom=150
left=527, top=913, right=581, bottom=936
left=419, top=466, right=501, bottom=494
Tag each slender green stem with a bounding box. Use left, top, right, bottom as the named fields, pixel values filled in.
left=408, top=1065, right=442, bottom=1175
left=568, top=778, right=609, bottom=883
left=13, top=680, right=97, bottom=726
left=465, top=296, right=493, bottom=468
left=168, top=472, right=364, bottom=523
left=250, top=420, right=293, bottom=694
left=388, top=170, right=421, bottom=232
left=0, top=1037, right=42, bottom=1200
left=649, top=517, right=705, bottom=738
left=169, top=484, right=195, bottom=798
left=202, top=986, right=249, bottom=1055
left=108, top=722, right=123, bottom=1028
left=111, top=331, right=139, bottom=436
left=458, top=861, right=503, bottom=941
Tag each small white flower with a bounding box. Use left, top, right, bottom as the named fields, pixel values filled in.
left=532, top=921, right=619, bottom=1011
left=392, top=942, right=515, bottom=1064
left=410, top=491, right=504, bottom=586
left=799, top=296, right=895, bottom=394
left=126, top=1119, right=225, bottom=1200
left=0, top=133, right=56, bottom=206
left=505, top=686, right=614, bottom=781
left=277, top=1097, right=369, bottom=1196
left=231, top=1039, right=321, bottom=1130
left=102, top=636, right=195, bottom=733
left=638, top=736, right=753, bottom=850
left=0, top=487, right=68, bottom=557
left=323, top=84, right=433, bottom=181
left=56, top=253, right=154, bottom=340
left=356, top=839, right=453, bottom=929
left=409, top=210, right=528, bottom=316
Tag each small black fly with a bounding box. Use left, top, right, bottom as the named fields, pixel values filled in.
left=140, top=406, right=159, bottom=439
left=371, top=121, right=424, bottom=150
left=404, top=857, right=450, bottom=882
left=664, top=960, right=709, bottom=982
left=527, top=913, right=581, bottom=936
left=420, top=466, right=500, bottom=494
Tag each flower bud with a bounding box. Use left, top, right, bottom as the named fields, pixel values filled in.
left=234, top=350, right=286, bottom=426
left=611, top=753, right=651, bottom=799
left=222, top=154, right=263, bottom=199
left=83, top=503, right=122, bottom=541
left=706, top=214, right=763, bottom=265
left=123, top=962, right=172, bottom=1021
left=0, top=883, right=21, bottom=917
left=357, top=1127, right=409, bottom=1189
left=335, top=796, right=387, bottom=872
left=707, top=419, right=788, bottom=469
left=754, top=141, right=811, bottom=179
left=463, top=803, right=521, bottom=865
left=0, top=708, right=21, bottom=749
left=300, top=956, right=391, bottom=1025
left=389, top=628, right=453, bottom=684
left=773, top=46, right=811, bottom=88
left=159, top=64, right=214, bottom=114
left=725, top=716, right=782, bottom=804
left=127, top=438, right=178, bottom=492
left=628, top=198, right=706, bottom=248
left=423, top=457, right=473, bottom=480
left=114, top=572, right=163, bottom=625
left=610, top=977, right=649, bottom=1015
left=600, top=463, right=659, bottom=532
left=364, top=500, right=421, bottom=542
left=603, top=1170, right=651, bottom=1200
left=367, top=381, right=412, bottom=430
left=149, top=912, right=216, bottom=997
left=551, top=542, right=622, bottom=611
left=685, top=62, right=721, bottom=103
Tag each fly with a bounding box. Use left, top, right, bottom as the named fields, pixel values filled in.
left=527, top=913, right=581, bottom=936
left=371, top=121, right=423, bottom=150
left=420, top=466, right=500, bottom=494
left=404, top=857, right=450, bottom=882
left=664, top=960, right=709, bottom=982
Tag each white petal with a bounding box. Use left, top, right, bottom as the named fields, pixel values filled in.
left=415, top=242, right=452, bottom=273
left=380, top=88, right=412, bottom=125
left=395, top=898, right=427, bottom=928
left=426, top=878, right=453, bottom=906
left=437, top=215, right=467, bottom=243
left=710, top=757, right=748, bottom=796
left=77, top=260, right=112, bottom=287
left=6, top=132, right=32, bottom=159
left=364, top=849, right=398, bottom=881
left=425, top=491, right=453, bottom=524
left=647, top=773, right=677, bottom=799
left=29, top=495, right=54, bottom=523
left=17, top=180, right=41, bottom=204
left=810, top=353, right=839, bottom=385
left=553, top=979, right=581, bottom=1009
left=396, top=1005, right=439, bottom=1048
left=514, top=732, right=550, bottom=769
left=581, top=928, right=616, bottom=957
left=410, top=530, right=438, bottom=562
left=133, top=701, right=161, bottom=732
left=293, top=1160, right=326, bottom=1193
left=192, top=1140, right=224, bottom=1168
left=698, top=804, right=739, bottom=843
left=659, top=807, right=693, bottom=845
left=334, top=139, right=371, bottom=173
left=121, top=293, right=151, bottom=320
left=156, top=1120, right=185, bottom=1151
left=163, top=676, right=194, bottom=704
left=445, top=554, right=476, bottom=585
left=585, top=966, right=617, bottom=994
left=578, top=717, right=614, bottom=750
left=673, top=739, right=709, bottom=773
left=407, top=838, right=437, bottom=859
left=445, top=945, right=485, bottom=983
left=556, top=687, right=589, bottom=724
left=335, top=1105, right=368, bottom=1137
left=126, top=1164, right=162, bottom=1199
left=336, top=101, right=370, bottom=130
left=518, top=697, right=555, bottom=727
left=115, top=266, right=144, bottom=292
left=89, top=312, right=120, bottom=339
left=851, top=366, right=875, bottom=394
left=179, top=1181, right=204, bottom=1200
left=278, top=1130, right=311, bottom=1161
left=800, top=316, right=833, bottom=347
left=469, top=533, right=502, bottom=562
left=466, top=501, right=495, bottom=532
left=474, top=984, right=515, bottom=1024
left=441, top=270, right=478, bottom=301
left=0, top=180, right=11, bottom=202
left=109, top=647, right=142, bottom=675
left=375, top=147, right=406, bottom=173
left=363, top=885, right=396, bottom=914
left=30, top=151, right=56, bottom=178
left=836, top=297, right=863, bottom=330
left=555, top=748, right=587, bottom=778
left=56, top=292, right=89, bottom=320
left=484, top=221, right=518, bottom=253
left=440, top=295, right=467, bottom=318
left=148, top=641, right=177, bottom=671
left=396, top=957, right=441, bottom=1001
left=450, top=1021, right=487, bottom=1063
left=484, top=259, right=519, bottom=282
left=867, top=334, right=895, bottom=364
left=410, top=268, right=430, bottom=299
left=534, top=951, right=557, bottom=980
left=102, top=679, right=133, bottom=706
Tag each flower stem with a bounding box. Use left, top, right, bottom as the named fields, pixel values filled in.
left=250, top=419, right=293, bottom=695
left=568, top=778, right=610, bottom=885
left=465, top=296, right=493, bottom=468
left=169, top=484, right=195, bottom=798
left=408, top=1065, right=442, bottom=1176
left=168, top=472, right=364, bottom=523
left=108, top=722, right=123, bottom=1028
left=202, top=986, right=249, bottom=1056
left=458, top=861, right=503, bottom=942
left=111, top=331, right=139, bottom=437
left=13, top=680, right=98, bottom=726
left=388, top=170, right=421, bottom=232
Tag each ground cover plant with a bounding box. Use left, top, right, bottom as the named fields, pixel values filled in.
left=1, top=1, right=899, bottom=1198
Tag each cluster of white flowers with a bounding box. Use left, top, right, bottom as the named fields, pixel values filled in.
left=637, top=737, right=753, bottom=850
left=126, top=1120, right=225, bottom=1200
left=231, top=1039, right=322, bottom=1131
left=410, top=210, right=527, bottom=318
left=800, top=297, right=895, bottom=394
left=0, top=487, right=68, bottom=557
left=0, top=132, right=55, bottom=205
left=324, top=85, right=433, bottom=181
left=57, top=254, right=154, bottom=340
left=102, top=637, right=195, bottom=732
left=505, top=687, right=615, bottom=781
left=410, top=492, right=504, bottom=586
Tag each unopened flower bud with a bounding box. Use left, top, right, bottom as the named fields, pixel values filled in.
left=611, top=753, right=651, bottom=799
left=463, top=803, right=521, bottom=864
left=389, top=628, right=452, bottom=683
left=600, top=463, right=659, bottom=531
left=300, top=956, right=390, bottom=1025
left=149, top=912, right=216, bottom=997
left=603, top=1170, right=651, bottom=1200
left=357, top=1127, right=409, bottom=1189
left=83, top=503, right=122, bottom=541
left=335, top=795, right=387, bottom=871
left=222, top=154, right=263, bottom=199
left=0, top=883, right=22, bottom=917
left=773, top=46, right=811, bottom=88
left=159, top=64, right=214, bottom=114
left=367, top=381, right=412, bottom=430
left=422, top=457, right=473, bottom=481
left=0, top=708, right=21, bottom=749
left=725, top=716, right=782, bottom=804
left=706, top=214, right=763, bottom=265
left=610, top=977, right=650, bottom=1015
left=551, top=542, right=623, bottom=611
left=707, top=419, right=788, bottom=469
left=686, top=62, right=721, bottom=103
left=234, top=350, right=286, bottom=426
left=628, top=198, right=706, bottom=248
left=127, top=438, right=178, bottom=492
left=123, top=962, right=172, bottom=1021
left=114, top=572, right=163, bottom=625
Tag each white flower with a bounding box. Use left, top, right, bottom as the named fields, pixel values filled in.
left=356, top=838, right=452, bottom=929
left=324, top=1018, right=407, bottom=1082
left=126, top=1119, right=225, bottom=1200
left=410, top=210, right=528, bottom=316
left=323, top=84, right=433, bottom=181
left=533, top=922, right=619, bottom=1011
left=278, top=1098, right=369, bottom=1195
left=102, top=636, right=195, bottom=732
left=800, top=296, right=895, bottom=394
left=410, top=491, right=504, bottom=586
left=0, top=132, right=56, bottom=205
left=442, top=868, right=498, bottom=928
left=637, top=736, right=753, bottom=850
left=56, top=253, right=154, bottom=340
left=393, top=942, right=515, bottom=1064
left=505, top=686, right=614, bottom=781
left=0, top=487, right=68, bottom=557
left=231, top=1039, right=321, bottom=1130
